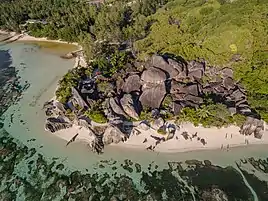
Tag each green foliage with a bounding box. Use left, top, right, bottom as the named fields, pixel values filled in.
left=139, top=106, right=154, bottom=121
left=134, top=0, right=268, bottom=122
left=135, top=0, right=268, bottom=65
left=55, top=67, right=88, bottom=104
left=65, top=109, right=75, bottom=121
left=139, top=111, right=152, bottom=121
left=157, top=128, right=167, bottom=135
left=93, top=50, right=132, bottom=76
left=162, top=95, right=173, bottom=110
left=84, top=110, right=107, bottom=124
left=0, top=0, right=165, bottom=45
left=97, top=81, right=114, bottom=94
left=178, top=104, right=247, bottom=128
left=232, top=113, right=247, bottom=127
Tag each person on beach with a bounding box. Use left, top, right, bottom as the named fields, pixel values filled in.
left=227, top=144, right=230, bottom=151
left=192, top=132, right=198, bottom=138
left=143, top=138, right=147, bottom=143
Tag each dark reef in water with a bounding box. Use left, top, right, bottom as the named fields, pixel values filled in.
left=1, top=129, right=268, bottom=200
left=0, top=50, right=29, bottom=116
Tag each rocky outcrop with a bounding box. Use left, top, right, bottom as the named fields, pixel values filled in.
left=45, top=117, right=72, bottom=133
left=43, top=100, right=66, bottom=116
left=45, top=53, right=266, bottom=152
left=187, top=60, right=205, bottom=80
left=120, top=94, right=139, bottom=120
left=151, top=117, right=165, bottom=130
left=139, top=82, right=166, bottom=108
left=109, top=97, right=127, bottom=117
left=240, top=117, right=264, bottom=139
left=122, top=74, right=141, bottom=93
left=103, top=126, right=128, bottom=145
left=151, top=55, right=179, bottom=78
left=71, top=87, right=88, bottom=109
left=141, top=67, right=167, bottom=83
left=137, top=121, right=150, bottom=130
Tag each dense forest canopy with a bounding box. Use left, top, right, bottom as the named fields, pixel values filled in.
left=0, top=0, right=267, bottom=122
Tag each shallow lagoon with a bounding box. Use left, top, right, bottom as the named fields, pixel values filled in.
left=0, top=42, right=268, bottom=200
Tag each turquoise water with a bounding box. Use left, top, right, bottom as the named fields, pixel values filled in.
left=0, top=42, right=268, bottom=200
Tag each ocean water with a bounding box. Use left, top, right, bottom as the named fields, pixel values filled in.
left=0, top=42, right=268, bottom=200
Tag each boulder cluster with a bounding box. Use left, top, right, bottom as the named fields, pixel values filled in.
left=44, top=54, right=265, bottom=152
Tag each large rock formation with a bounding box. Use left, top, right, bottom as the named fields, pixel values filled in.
left=139, top=82, right=166, bottom=109
left=141, top=67, right=167, bottom=83
left=44, top=53, right=265, bottom=153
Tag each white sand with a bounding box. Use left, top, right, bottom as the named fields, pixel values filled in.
left=53, top=125, right=96, bottom=145
left=1, top=31, right=78, bottom=46
left=55, top=121, right=268, bottom=154
left=18, top=34, right=88, bottom=67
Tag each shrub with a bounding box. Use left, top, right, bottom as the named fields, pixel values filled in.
left=178, top=104, right=246, bottom=128
left=84, top=110, right=107, bottom=124
left=157, top=128, right=167, bottom=135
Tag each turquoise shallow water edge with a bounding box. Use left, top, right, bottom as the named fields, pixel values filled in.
left=0, top=42, right=268, bottom=200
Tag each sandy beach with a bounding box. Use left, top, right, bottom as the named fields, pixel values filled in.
left=0, top=31, right=87, bottom=67
left=53, top=120, right=268, bottom=154
left=0, top=30, right=78, bottom=46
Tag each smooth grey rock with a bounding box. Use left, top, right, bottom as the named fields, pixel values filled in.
left=151, top=55, right=179, bottom=78
left=141, top=67, right=167, bottom=83
left=109, top=97, right=126, bottom=116
left=139, top=82, right=166, bottom=108
left=223, top=77, right=235, bottom=90
left=151, top=117, right=164, bottom=130
left=120, top=94, right=139, bottom=120
left=137, top=121, right=150, bottom=130
left=122, top=74, right=141, bottom=93
left=45, top=117, right=72, bottom=133
left=103, top=126, right=127, bottom=145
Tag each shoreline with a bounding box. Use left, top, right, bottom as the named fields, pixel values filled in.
left=0, top=31, right=87, bottom=68
left=0, top=30, right=78, bottom=46
left=52, top=121, right=268, bottom=154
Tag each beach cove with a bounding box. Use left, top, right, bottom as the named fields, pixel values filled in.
left=0, top=37, right=267, bottom=167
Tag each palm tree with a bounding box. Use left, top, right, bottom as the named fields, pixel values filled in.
left=196, top=106, right=210, bottom=120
